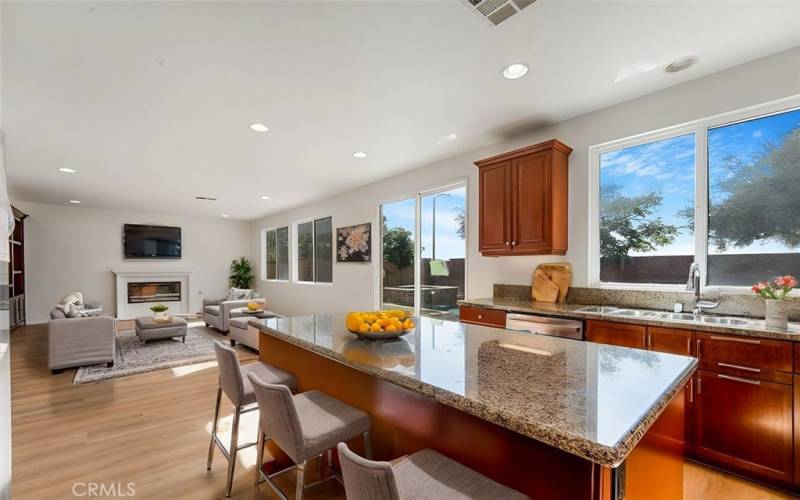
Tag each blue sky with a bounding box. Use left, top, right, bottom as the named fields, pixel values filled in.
left=600, top=107, right=799, bottom=256
left=381, top=186, right=466, bottom=261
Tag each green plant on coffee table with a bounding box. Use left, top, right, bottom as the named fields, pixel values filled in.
left=150, top=304, right=169, bottom=313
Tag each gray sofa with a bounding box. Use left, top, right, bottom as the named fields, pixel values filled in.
left=203, top=297, right=266, bottom=333
left=48, top=308, right=116, bottom=374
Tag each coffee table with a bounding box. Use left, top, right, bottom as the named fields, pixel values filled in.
left=135, top=316, right=188, bottom=345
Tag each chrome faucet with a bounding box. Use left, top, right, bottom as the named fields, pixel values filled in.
left=686, top=262, right=719, bottom=314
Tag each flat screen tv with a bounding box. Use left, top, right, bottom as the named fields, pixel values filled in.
left=123, top=224, right=182, bottom=259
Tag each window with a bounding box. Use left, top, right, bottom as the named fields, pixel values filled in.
left=294, top=216, right=333, bottom=284
left=592, top=101, right=800, bottom=288
left=263, top=226, right=289, bottom=281
left=598, top=133, right=695, bottom=284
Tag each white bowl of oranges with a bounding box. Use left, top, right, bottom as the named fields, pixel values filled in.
left=345, top=310, right=416, bottom=340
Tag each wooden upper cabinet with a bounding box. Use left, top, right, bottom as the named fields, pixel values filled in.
left=475, top=140, right=571, bottom=256
left=477, top=161, right=512, bottom=254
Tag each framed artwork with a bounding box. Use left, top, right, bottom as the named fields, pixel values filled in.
left=337, top=223, right=371, bottom=262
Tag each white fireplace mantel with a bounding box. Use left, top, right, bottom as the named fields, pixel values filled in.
left=112, top=270, right=192, bottom=320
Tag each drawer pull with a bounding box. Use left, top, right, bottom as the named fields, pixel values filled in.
left=688, top=378, right=694, bottom=403
left=708, top=335, right=761, bottom=345
left=477, top=314, right=484, bottom=320
left=717, top=362, right=761, bottom=373
left=718, top=373, right=761, bottom=385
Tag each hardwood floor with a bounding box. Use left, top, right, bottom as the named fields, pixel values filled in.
left=9, top=323, right=797, bottom=499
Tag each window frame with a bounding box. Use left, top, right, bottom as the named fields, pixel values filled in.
left=589, top=95, right=800, bottom=292
left=261, top=226, right=290, bottom=283
left=292, top=215, right=334, bottom=286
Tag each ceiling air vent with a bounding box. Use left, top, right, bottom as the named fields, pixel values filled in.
left=464, top=0, right=536, bottom=26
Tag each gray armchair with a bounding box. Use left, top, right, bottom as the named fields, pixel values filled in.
left=203, top=297, right=265, bottom=333
left=48, top=308, right=116, bottom=374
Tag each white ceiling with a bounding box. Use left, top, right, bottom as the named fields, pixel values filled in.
left=3, top=1, right=799, bottom=220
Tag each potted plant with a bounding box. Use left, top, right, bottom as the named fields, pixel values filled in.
left=751, top=275, right=796, bottom=329
left=150, top=303, right=170, bottom=322
left=229, top=257, right=255, bottom=289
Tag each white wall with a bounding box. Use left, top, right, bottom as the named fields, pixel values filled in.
left=250, top=47, right=800, bottom=317
left=15, top=201, right=252, bottom=324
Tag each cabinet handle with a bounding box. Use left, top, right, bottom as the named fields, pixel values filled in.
left=512, top=241, right=516, bottom=245
left=697, top=377, right=701, bottom=394
left=696, top=338, right=701, bottom=354
left=718, top=373, right=761, bottom=385
left=717, top=362, right=761, bottom=373
left=646, top=332, right=652, bottom=349
left=505, top=241, right=510, bottom=245
left=477, top=314, right=483, bottom=320
left=708, top=335, right=761, bottom=345
left=688, top=378, right=694, bottom=403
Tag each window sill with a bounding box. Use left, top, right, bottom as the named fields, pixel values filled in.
left=293, top=281, right=334, bottom=287
left=263, top=279, right=289, bottom=284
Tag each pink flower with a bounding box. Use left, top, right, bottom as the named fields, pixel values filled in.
left=774, top=275, right=797, bottom=289
left=752, top=282, right=765, bottom=293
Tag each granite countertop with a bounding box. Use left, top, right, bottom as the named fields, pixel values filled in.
left=459, top=297, right=800, bottom=341
left=250, top=314, right=697, bottom=468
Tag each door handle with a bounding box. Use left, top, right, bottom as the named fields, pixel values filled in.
left=717, top=362, right=761, bottom=373
left=688, top=378, right=694, bottom=403
left=708, top=335, right=761, bottom=345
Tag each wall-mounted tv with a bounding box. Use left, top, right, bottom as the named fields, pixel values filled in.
left=123, top=224, right=182, bottom=259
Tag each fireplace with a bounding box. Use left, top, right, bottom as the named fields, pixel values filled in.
left=127, top=281, right=181, bottom=304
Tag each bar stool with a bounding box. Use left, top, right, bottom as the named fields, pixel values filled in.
left=247, top=373, right=372, bottom=500
left=337, top=442, right=529, bottom=500
left=207, top=341, right=297, bottom=498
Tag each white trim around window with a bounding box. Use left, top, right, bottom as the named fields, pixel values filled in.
left=588, top=95, right=800, bottom=291
left=261, top=225, right=290, bottom=283
left=292, top=215, right=334, bottom=286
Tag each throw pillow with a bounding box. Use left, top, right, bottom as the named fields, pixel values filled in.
left=56, top=291, right=85, bottom=316
left=226, top=287, right=254, bottom=301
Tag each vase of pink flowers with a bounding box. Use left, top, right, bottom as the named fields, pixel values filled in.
left=751, top=275, right=796, bottom=329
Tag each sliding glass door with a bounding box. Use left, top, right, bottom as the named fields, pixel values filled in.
left=380, top=183, right=466, bottom=318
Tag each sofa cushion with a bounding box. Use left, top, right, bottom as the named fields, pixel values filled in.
left=50, top=308, right=67, bottom=320
left=135, top=316, right=188, bottom=330
left=204, top=305, right=221, bottom=316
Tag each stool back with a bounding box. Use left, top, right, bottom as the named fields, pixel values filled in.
left=213, top=341, right=244, bottom=406
left=247, top=373, right=305, bottom=462
left=337, top=442, right=400, bottom=500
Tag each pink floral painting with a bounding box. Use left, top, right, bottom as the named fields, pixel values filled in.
left=337, top=223, right=371, bottom=262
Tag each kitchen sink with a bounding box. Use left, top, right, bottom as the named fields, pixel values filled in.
left=652, top=312, right=698, bottom=321
left=575, top=306, right=622, bottom=314
left=610, top=309, right=659, bottom=317
left=699, top=316, right=753, bottom=326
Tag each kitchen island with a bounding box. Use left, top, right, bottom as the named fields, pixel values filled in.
left=250, top=314, right=697, bottom=499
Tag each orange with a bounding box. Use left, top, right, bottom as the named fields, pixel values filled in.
left=358, top=323, right=370, bottom=333
left=403, top=319, right=415, bottom=330
left=370, top=322, right=382, bottom=333
left=385, top=324, right=398, bottom=333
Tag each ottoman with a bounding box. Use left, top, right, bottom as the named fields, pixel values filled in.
left=135, top=316, right=188, bottom=345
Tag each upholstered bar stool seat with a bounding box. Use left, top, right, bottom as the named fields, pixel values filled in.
left=248, top=374, right=372, bottom=500
left=338, top=443, right=529, bottom=500
left=207, top=342, right=297, bottom=498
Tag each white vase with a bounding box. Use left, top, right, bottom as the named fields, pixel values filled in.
left=765, top=299, right=788, bottom=330
left=153, top=310, right=170, bottom=322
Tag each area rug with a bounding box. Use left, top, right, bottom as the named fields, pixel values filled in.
left=73, top=321, right=227, bottom=384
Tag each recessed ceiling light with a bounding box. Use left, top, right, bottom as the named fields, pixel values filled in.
left=250, top=123, right=269, bottom=132
left=353, top=151, right=368, bottom=159
left=58, top=167, right=77, bottom=174
left=68, top=200, right=81, bottom=204
left=260, top=195, right=271, bottom=200
left=221, top=214, right=230, bottom=218
left=502, top=63, right=528, bottom=80
left=664, top=56, right=697, bottom=73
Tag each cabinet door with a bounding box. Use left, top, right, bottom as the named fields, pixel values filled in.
left=648, top=327, right=694, bottom=356
left=693, top=369, right=793, bottom=484
left=585, top=320, right=646, bottom=349
left=478, top=162, right=512, bottom=254
left=511, top=152, right=551, bottom=254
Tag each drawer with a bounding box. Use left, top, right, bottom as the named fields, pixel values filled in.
left=459, top=305, right=507, bottom=328
left=696, top=332, right=793, bottom=374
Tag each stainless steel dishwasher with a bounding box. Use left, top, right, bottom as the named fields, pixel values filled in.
left=505, top=313, right=583, bottom=340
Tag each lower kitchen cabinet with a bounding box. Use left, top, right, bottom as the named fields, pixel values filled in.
left=585, top=320, right=646, bottom=348
left=692, top=369, right=794, bottom=485
left=648, top=326, right=693, bottom=356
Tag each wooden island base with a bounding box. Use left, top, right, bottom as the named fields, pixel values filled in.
left=258, top=330, right=686, bottom=499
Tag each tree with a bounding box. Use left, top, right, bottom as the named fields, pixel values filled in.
left=383, top=226, right=415, bottom=269
left=600, top=184, right=678, bottom=258
left=704, top=129, right=800, bottom=251
left=454, top=208, right=466, bottom=239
